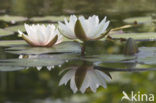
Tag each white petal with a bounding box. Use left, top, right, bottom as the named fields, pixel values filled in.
left=18, top=30, right=23, bottom=37
left=58, top=17, right=77, bottom=39
left=59, top=69, right=76, bottom=86
left=93, top=17, right=110, bottom=38
left=70, top=76, right=78, bottom=93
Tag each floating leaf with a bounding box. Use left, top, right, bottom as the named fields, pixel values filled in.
left=0, top=29, right=14, bottom=37
left=97, top=62, right=137, bottom=69
left=30, top=16, right=69, bottom=22
left=6, top=41, right=81, bottom=54
left=136, top=47, right=156, bottom=64
left=0, top=40, right=27, bottom=47
left=111, top=32, right=156, bottom=40
left=0, top=53, right=78, bottom=67
left=5, top=25, right=25, bottom=32
left=84, top=54, right=135, bottom=63
left=0, top=15, right=27, bottom=23
left=123, top=16, right=152, bottom=24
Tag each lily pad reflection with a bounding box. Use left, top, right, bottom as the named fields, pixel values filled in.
left=0, top=66, right=25, bottom=71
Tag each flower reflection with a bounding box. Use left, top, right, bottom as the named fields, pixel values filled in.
left=59, top=61, right=111, bottom=93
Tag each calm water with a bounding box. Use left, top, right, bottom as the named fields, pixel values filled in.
left=0, top=0, right=156, bottom=103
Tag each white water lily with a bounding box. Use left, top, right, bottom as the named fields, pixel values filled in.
left=59, top=66, right=111, bottom=93
left=58, top=15, right=110, bottom=41
left=18, top=24, right=63, bottom=47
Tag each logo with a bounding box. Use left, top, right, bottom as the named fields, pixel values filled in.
left=121, top=91, right=154, bottom=102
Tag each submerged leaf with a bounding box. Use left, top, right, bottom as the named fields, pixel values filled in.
left=0, top=66, right=25, bottom=71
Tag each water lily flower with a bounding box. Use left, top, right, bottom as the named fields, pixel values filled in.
left=58, top=15, right=110, bottom=41
left=18, top=24, right=62, bottom=47
left=59, top=65, right=111, bottom=93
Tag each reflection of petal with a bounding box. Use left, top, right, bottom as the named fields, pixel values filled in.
left=59, top=65, right=111, bottom=93
left=37, top=66, right=42, bottom=70
left=80, top=68, right=99, bottom=93
left=95, top=70, right=111, bottom=82
left=70, top=76, right=78, bottom=93
left=47, top=66, right=52, bottom=71
left=59, top=69, right=76, bottom=86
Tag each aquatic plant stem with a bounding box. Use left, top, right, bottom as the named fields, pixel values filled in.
left=81, top=42, right=86, bottom=56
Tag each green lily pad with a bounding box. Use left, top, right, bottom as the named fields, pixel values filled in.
left=5, top=25, right=25, bottom=32
left=30, top=16, right=69, bottom=22
left=123, top=16, right=152, bottom=24
left=6, top=41, right=81, bottom=54
left=84, top=54, right=135, bottom=63
left=111, top=32, right=156, bottom=40
left=0, top=40, right=27, bottom=47
left=137, top=47, right=156, bottom=64
left=0, top=53, right=78, bottom=67
left=0, top=15, right=27, bottom=23
left=0, top=29, right=14, bottom=37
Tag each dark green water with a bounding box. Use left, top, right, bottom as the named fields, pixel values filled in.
left=0, top=0, right=156, bottom=103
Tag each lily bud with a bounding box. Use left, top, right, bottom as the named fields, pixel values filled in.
left=124, top=38, right=138, bottom=55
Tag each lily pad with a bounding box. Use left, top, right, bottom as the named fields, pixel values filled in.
left=5, top=25, right=25, bottom=32
left=136, top=47, right=156, bottom=64
left=83, top=54, right=135, bottom=63
left=123, top=16, right=152, bottom=24
left=111, top=32, right=156, bottom=40
left=6, top=41, right=81, bottom=54
left=0, top=53, right=78, bottom=67
left=0, top=40, right=27, bottom=47
left=30, top=16, right=69, bottom=22
left=0, top=29, right=14, bottom=37
left=0, top=15, right=27, bottom=23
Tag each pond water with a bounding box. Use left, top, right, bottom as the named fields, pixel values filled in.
left=0, top=0, right=156, bottom=103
